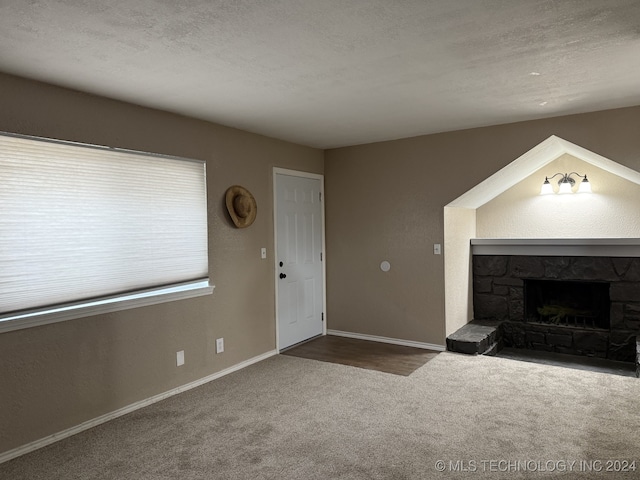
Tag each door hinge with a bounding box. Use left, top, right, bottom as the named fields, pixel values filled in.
left=322, top=312, right=324, bottom=322
left=319, top=192, right=322, bottom=202
left=320, top=252, right=323, bottom=261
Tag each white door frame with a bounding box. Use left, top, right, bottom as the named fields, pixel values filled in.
left=273, top=167, right=327, bottom=352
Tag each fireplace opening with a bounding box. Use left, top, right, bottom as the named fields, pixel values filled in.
left=524, top=279, right=610, bottom=330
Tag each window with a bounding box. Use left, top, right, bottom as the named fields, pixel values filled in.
left=0, top=132, right=213, bottom=333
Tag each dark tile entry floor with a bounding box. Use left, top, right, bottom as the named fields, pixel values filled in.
left=281, top=334, right=440, bottom=376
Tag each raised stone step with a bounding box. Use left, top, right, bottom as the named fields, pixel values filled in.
left=446, top=320, right=503, bottom=356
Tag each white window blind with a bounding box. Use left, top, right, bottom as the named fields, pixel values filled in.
left=0, top=132, right=211, bottom=330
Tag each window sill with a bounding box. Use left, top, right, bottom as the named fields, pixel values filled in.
left=0, top=281, right=214, bottom=334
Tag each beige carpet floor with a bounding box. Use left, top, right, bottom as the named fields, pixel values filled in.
left=1, top=352, right=639, bottom=479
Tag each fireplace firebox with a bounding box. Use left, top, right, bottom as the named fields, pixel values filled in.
left=524, top=279, right=610, bottom=330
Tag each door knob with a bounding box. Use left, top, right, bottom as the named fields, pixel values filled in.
left=279, top=261, right=283, bottom=267
left=279, top=273, right=287, bottom=279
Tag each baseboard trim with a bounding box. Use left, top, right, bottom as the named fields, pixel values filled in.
left=0, top=349, right=277, bottom=465
left=327, top=329, right=446, bottom=351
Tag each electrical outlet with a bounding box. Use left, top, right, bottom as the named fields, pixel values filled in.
left=176, top=350, right=185, bottom=366
left=216, top=338, right=224, bottom=354
left=433, top=243, right=442, bottom=255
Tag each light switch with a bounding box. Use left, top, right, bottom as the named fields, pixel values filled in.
left=261, top=248, right=267, bottom=259
left=434, top=244, right=442, bottom=255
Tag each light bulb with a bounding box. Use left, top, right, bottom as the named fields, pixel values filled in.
left=540, top=178, right=553, bottom=195
left=558, top=179, right=572, bottom=194
left=578, top=177, right=591, bottom=193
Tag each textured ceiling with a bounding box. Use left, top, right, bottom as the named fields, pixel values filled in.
left=1, top=0, right=640, bottom=148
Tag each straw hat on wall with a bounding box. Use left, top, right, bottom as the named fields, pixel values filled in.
left=225, top=185, right=257, bottom=228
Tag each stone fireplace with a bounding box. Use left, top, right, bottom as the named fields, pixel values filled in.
left=471, top=239, right=640, bottom=362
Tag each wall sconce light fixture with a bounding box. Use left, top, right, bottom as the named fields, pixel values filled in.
left=540, top=172, right=591, bottom=195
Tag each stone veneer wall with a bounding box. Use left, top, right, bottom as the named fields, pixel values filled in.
left=473, top=255, right=640, bottom=361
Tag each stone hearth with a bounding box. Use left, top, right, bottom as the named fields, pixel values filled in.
left=473, top=255, right=640, bottom=362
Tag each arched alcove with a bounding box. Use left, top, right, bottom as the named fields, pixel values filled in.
left=443, top=135, right=640, bottom=336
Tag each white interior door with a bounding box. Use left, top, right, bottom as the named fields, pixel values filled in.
left=275, top=171, right=324, bottom=350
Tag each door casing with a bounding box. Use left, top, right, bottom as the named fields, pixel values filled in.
left=273, top=167, right=327, bottom=351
